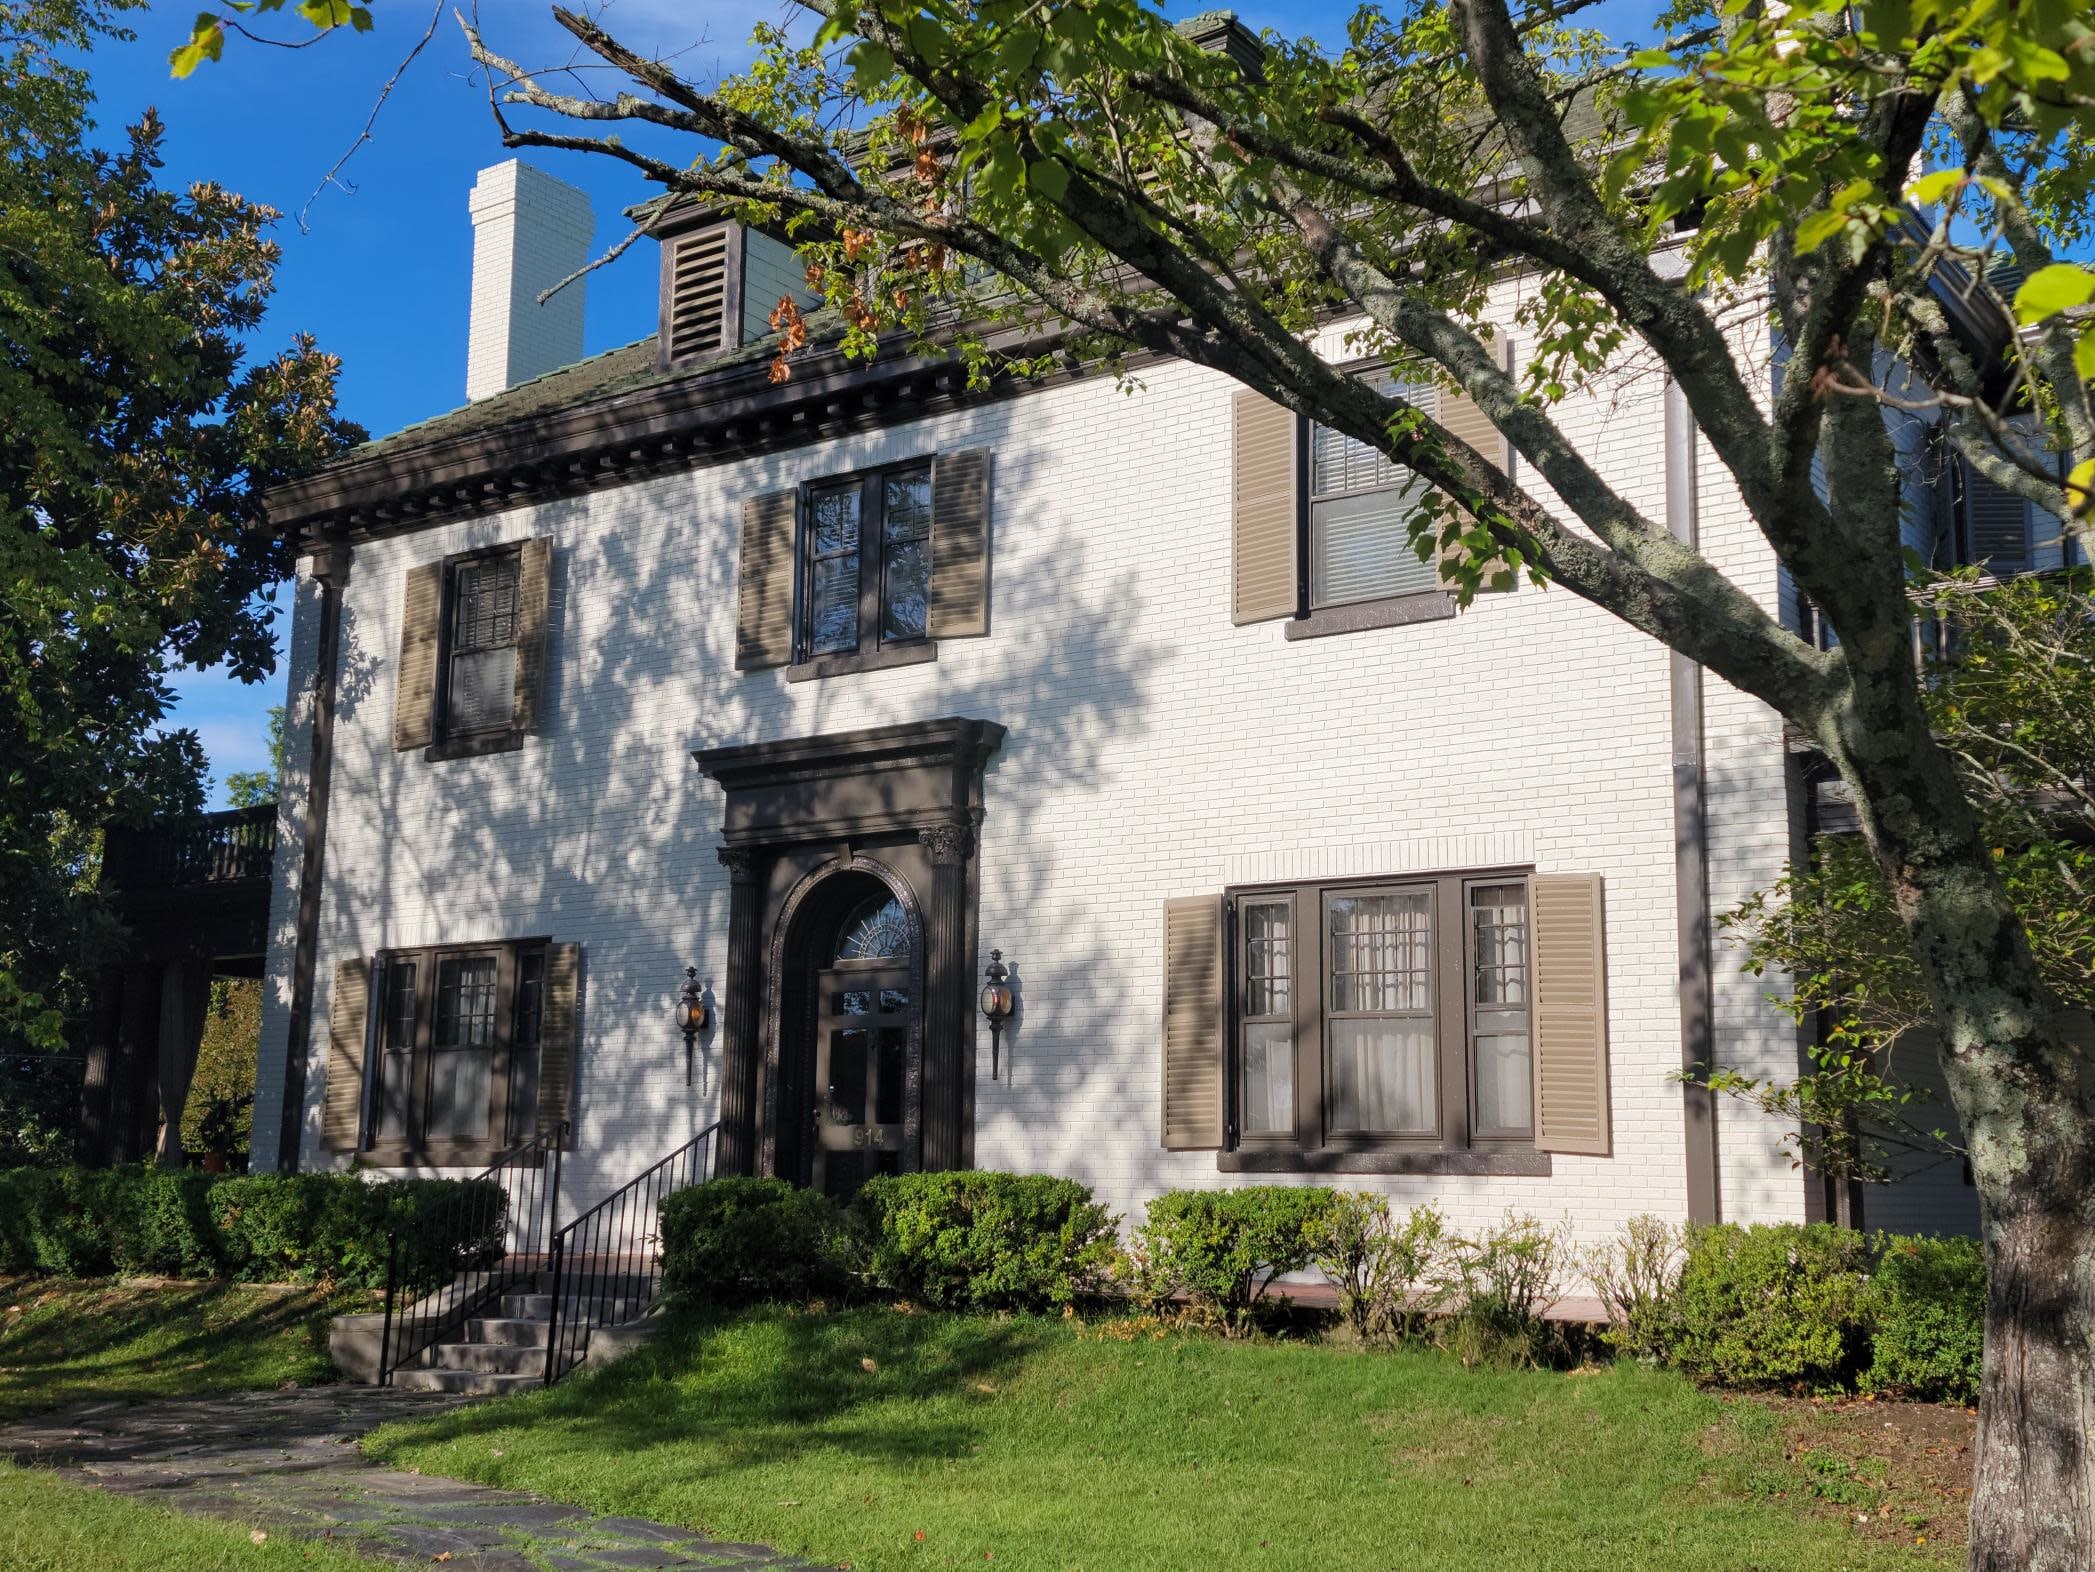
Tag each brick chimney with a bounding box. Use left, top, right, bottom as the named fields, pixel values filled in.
left=466, top=160, right=594, bottom=402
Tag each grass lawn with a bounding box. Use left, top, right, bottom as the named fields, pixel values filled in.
left=366, top=1306, right=1951, bottom=1572
left=0, top=1460, right=383, bottom=1571
left=0, top=1276, right=368, bottom=1422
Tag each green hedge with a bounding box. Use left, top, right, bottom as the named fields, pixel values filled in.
left=1132, top=1186, right=1338, bottom=1333
left=659, top=1177, right=854, bottom=1307
left=0, top=1166, right=504, bottom=1292
left=1863, top=1233, right=1985, bottom=1403
left=851, top=1171, right=1120, bottom=1313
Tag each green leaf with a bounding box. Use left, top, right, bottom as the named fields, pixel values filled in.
left=2075, top=330, right=2095, bottom=384
left=2013, top=263, right=2095, bottom=324
left=169, top=12, right=225, bottom=76
left=1026, top=155, right=1069, bottom=202
left=1792, top=208, right=1849, bottom=255
left=1906, top=168, right=1964, bottom=205
left=2004, top=35, right=2071, bottom=83
left=847, top=42, right=894, bottom=97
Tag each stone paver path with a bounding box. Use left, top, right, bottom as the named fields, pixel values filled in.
left=1, top=1388, right=825, bottom=1571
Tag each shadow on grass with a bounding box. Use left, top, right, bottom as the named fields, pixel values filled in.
left=0, top=1277, right=352, bottom=1420
left=373, top=1302, right=1052, bottom=1474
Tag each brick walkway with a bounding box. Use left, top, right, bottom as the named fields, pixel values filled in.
left=1, top=1387, right=822, bottom=1570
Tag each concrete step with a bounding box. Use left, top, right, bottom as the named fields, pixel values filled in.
left=430, top=1341, right=555, bottom=1375
left=391, top=1367, right=545, bottom=1396
left=500, top=1292, right=644, bottom=1321
left=466, top=1316, right=553, bottom=1348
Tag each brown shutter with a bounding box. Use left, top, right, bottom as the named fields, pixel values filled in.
left=929, top=448, right=992, bottom=638
left=320, top=956, right=371, bottom=1152
left=1963, top=460, right=2033, bottom=576
left=511, top=537, right=552, bottom=733
left=1531, top=873, right=1612, bottom=1157
left=393, top=562, right=442, bottom=751
left=536, top=942, right=582, bottom=1147
left=1161, top=896, right=1225, bottom=1150
left=1232, top=390, right=1298, bottom=624
left=736, top=489, right=798, bottom=670
left=1436, top=335, right=1518, bottom=592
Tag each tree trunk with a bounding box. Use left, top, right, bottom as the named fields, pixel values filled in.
left=1817, top=647, right=2095, bottom=1572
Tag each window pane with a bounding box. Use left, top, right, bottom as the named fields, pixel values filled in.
left=1240, top=1021, right=1294, bottom=1135
left=377, top=960, right=416, bottom=1144
left=427, top=955, right=497, bottom=1142
left=1312, top=489, right=1439, bottom=607
left=1308, top=372, right=1436, bottom=497
left=506, top=950, right=545, bottom=1146
left=828, top=1028, right=869, bottom=1123
left=1328, top=893, right=1432, bottom=1013
left=1243, top=900, right=1291, bottom=1017
left=452, top=557, right=519, bottom=651
left=1475, top=1032, right=1532, bottom=1133
left=447, top=645, right=515, bottom=734
left=836, top=895, right=910, bottom=961
left=882, top=469, right=931, bottom=542
left=1471, top=883, right=1532, bottom=1135
left=425, top=1049, right=491, bottom=1141
left=811, top=486, right=861, bottom=556
left=882, top=536, right=930, bottom=642
left=874, top=1026, right=906, bottom=1125
left=1330, top=1018, right=1435, bottom=1131
left=810, top=556, right=859, bottom=654
left=436, top=957, right=499, bottom=1048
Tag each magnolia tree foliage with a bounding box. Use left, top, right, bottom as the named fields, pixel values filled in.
left=0, top=0, right=360, bottom=1057
left=1712, top=568, right=2095, bottom=1184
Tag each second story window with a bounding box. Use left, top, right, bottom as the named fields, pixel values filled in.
left=1308, top=369, right=1442, bottom=610
left=446, top=551, right=521, bottom=736
left=800, top=461, right=933, bottom=661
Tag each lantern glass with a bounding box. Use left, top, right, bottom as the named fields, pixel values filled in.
left=980, top=981, right=1014, bottom=1021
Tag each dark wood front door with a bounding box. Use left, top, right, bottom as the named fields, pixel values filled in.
left=811, top=960, right=913, bottom=1199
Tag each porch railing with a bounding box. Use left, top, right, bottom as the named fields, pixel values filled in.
left=542, top=1122, right=717, bottom=1385
left=378, top=1121, right=566, bottom=1385
left=105, top=803, right=278, bottom=891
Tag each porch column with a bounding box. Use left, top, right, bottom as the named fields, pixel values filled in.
left=715, top=846, right=764, bottom=1176
left=918, top=821, right=972, bottom=1172
left=75, top=966, right=127, bottom=1165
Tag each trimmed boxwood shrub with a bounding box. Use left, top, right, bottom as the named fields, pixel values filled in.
left=659, top=1176, right=853, bottom=1306
left=1669, top=1222, right=1875, bottom=1388
left=851, top=1171, right=1120, bottom=1313
left=0, top=1165, right=503, bottom=1291
left=1133, top=1186, right=1338, bottom=1333
left=1864, top=1233, right=1985, bottom=1403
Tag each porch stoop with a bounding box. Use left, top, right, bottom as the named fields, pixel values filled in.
left=386, top=1274, right=653, bottom=1395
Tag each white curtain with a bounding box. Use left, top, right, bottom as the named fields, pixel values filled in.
left=1331, top=1019, right=1434, bottom=1131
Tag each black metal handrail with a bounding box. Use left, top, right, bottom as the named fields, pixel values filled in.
left=542, top=1122, right=717, bottom=1385
left=378, top=1121, right=566, bottom=1385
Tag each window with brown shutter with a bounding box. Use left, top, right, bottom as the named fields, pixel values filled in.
left=396, top=540, right=553, bottom=759
left=1161, top=896, right=1225, bottom=1150
left=320, top=956, right=370, bottom=1152
left=1530, top=872, right=1612, bottom=1157
left=355, top=935, right=572, bottom=1166
left=1213, top=867, right=1583, bottom=1175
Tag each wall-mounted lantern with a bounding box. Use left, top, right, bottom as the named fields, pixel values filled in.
left=677, top=966, right=709, bottom=1087
left=980, top=950, right=1015, bottom=1081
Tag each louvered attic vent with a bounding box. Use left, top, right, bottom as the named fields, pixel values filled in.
left=664, top=225, right=733, bottom=365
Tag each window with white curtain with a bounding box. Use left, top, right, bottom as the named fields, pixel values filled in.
left=1227, top=871, right=1534, bottom=1154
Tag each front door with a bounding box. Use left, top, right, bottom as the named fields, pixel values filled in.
left=808, top=890, right=918, bottom=1199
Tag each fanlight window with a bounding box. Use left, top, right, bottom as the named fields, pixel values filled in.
left=835, top=895, right=910, bottom=962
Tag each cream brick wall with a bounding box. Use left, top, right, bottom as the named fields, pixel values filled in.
left=252, top=304, right=1825, bottom=1248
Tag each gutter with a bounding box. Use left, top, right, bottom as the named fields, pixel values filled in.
left=1666, top=380, right=1722, bottom=1223
left=272, top=536, right=351, bottom=1173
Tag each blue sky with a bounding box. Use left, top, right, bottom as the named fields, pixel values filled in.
left=100, top=0, right=1661, bottom=802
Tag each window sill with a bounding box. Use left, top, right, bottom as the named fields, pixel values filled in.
left=1284, top=592, right=1454, bottom=641
left=786, top=641, right=937, bottom=683
left=356, top=1140, right=509, bottom=1170
left=425, top=729, right=526, bottom=762
left=1218, top=1147, right=1552, bottom=1177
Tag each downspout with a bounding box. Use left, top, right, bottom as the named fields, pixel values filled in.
left=273, top=532, right=351, bottom=1173
left=1666, top=380, right=1722, bottom=1223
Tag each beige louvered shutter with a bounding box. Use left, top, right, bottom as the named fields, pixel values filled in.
left=1437, top=336, right=1517, bottom=593
left=1161, top=896, right=1225, bottom=1150
left=1232, top=390, right=1298, bottom=624
left=736, top=489, right=799, bottom=669
left=1531, top=873, right=1613, bottom=1157
left=320, top=957, right=371, bottom=1152
left=535, top=942, right=582, bottom=1147
left=511, top=537, right=552, bottom=733
left=393, top=563, right=442, bottom=751
left=663, top=226, right=733, bottom=365
left=1963, top=461, right=2033, bottom=576
left=929, top=448, right=992, bottom=637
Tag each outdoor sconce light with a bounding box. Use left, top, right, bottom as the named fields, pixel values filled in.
left=677, top=966, right=709, bottom=1087
left=980, top=950, right=1015, bottom=1081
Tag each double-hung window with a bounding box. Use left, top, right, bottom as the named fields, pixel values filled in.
left=443, top=551, right=521, bottom=737
left=1308, top=368, right=1443, bottom=611
left=1228, top=870, right=1536, bottom=1162
left=800, top=461, right=934, bottom=663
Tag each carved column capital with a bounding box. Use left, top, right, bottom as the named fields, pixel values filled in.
left=717, top=845, right=762, bottom=884
left=918, top=822, right=973, bottom=866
